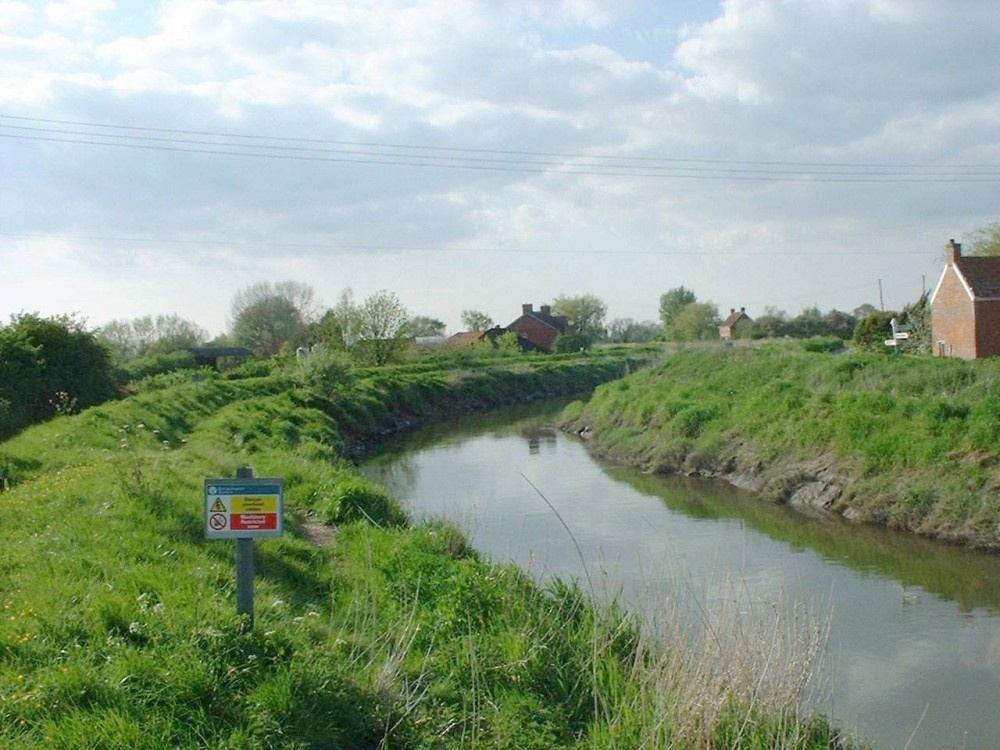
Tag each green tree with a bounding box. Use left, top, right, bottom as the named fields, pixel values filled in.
left=606, top=317, right=660, bottom=343
left=461, top=309, right=493, bottom=331
left=899, top=294, right=931, bottom=355
left=968, top=221, right=1000, bottom=256
left=406, top=316, right=446, bottom=337
left=0, top=314, right=116, bottom=438
left=668, top=302, right=720, bottom=341
left=788, top=306, right=825, bottom=338
left=822, top=309, right=857, bottom=340
left=748, top=307, right=789, bottom=340
left=551, top=294, right=607, bottom=349
left=853, top=311, right=897, bottom=352
left=659, top=287, right=697, bottom=331
left=230, top=281, right=315, bottom=357
left=98, top=314, right=208, bottom=365
left=355, top=290, right=410, bottom=366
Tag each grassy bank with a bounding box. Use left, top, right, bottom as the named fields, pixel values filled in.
left=559, top=343, right=1000, bottom=550
left=0, top=351, right=857, bottom=748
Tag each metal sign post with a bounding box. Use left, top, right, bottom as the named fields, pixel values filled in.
left=205, top=467, right=284, bottom=632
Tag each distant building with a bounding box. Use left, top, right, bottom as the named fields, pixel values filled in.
left=187, top=347, right=253, bottom=370
left=506, top=303, right=569, bottom=353
left=718, top=307, right=752, bottom=340
left=930, top=239, right=1000, bottom=359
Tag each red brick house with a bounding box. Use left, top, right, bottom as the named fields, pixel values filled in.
left=718, top=307, right=751, bottom=340
left=506, top=303, right=569, bottom=353
left=930, top=239, right=1000, bottom=359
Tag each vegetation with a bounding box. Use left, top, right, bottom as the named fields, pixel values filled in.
left=230, top=280, right=317, bottom=357
left=967, top=220, right=1000, bottom=256
left=97, top=313, right=209, bottom=366
left=0, top=349, right=856, bottom=748
left=560, top=343, right=1000, bottom=550
left=551, top=294, right=607, bottom=350
left=460, top=308, right=494, bottom=331
left=0, top=314, right=117, bottom=440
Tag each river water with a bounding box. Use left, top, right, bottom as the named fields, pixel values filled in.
left=361, top=402, right=1000, bottom=750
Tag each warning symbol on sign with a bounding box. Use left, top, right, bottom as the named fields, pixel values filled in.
left=209, top=513, right=228, bottom=531
left=210, top=498, right=227, bottom=513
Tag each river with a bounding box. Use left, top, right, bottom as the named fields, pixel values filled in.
left=361, top=401, right=1000, bottom=750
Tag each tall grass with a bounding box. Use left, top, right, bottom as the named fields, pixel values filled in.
left=560, top=344, right=1000, bottom=550
left=0, top=350, right=858, bottom=748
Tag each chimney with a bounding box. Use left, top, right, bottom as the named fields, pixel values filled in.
left=729, top=308, right=735, bottom=315
left=740, top=307, right=745, bottom=313
left=947, top=238, right=962, bottom=264
left=522, top=303, right=533, bottom=314
left=540, top=304, right=551, bottom=315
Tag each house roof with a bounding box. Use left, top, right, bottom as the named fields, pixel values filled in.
left=955, top=256, right=1000, bottom=299
left=720, top=308, right=751, bottom=327
left=444, top=331, right=484, bottom=346
left=512, top=310, right=568, bottom=331
left=931, top=255, right=1000, bottom=304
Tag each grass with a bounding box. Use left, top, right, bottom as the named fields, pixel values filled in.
left=559, top=343, right=1000, bottom=550
left=0, top=349, right=858, bottom=748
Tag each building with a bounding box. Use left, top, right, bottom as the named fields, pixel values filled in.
left=188, top=346, right=253, bottom=370
left=718, top=307, right=752, bottom=340
left=930, top=239, right=1000, bottom=359
left=506, top=303, right=569, bottom=353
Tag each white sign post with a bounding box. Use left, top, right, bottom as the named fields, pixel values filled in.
left=205, top=468, right=284, bottom=631
left=886, top=318, right=913, bottom=354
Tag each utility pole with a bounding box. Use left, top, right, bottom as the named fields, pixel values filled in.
left=878, top=279, right=884, bottom=311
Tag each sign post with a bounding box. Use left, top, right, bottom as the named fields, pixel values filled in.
left=886, top=318, right=913, bottom=355
left=205, top=467, right=284, bottom=632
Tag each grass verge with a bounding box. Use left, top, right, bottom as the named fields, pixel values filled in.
left=0, top=351, right=859, bottom=748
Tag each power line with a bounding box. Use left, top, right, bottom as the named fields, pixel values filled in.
left=3, top=114, right=999, bottom=183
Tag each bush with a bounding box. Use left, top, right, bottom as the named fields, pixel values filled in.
left=119, top=350, right=199, bottom=384
left=852, top=311, right=897, bottom=352
left=800, top=337, right=845, bottom=353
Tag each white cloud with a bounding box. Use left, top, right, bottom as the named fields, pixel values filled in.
left=1, top=0, right=999, bottom=333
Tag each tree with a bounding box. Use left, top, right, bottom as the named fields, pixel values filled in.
left=667, top=302, right=720, bottom=341
left=354, top=290, right=410, bottom=366
left=748, top=307, right=789, bottom=340
left=606, top=318, right=660, bottom=343
left=852, top=303, right=879, bottom=319
left=230, top=280, right=315, bottom=357
left=0, top=314, right=116, bottom=438
left=899, top=294, right=931, bottom=355
left=659, top=287, right=697, bottom=331
left=406, top=316, right=446, bottom=338
left=853, top=311, right=897, bottom=352
left=98, top=314, right=208, bottom=364
left=788, top=306, right=825, bottom=338
left=551, top=294, right=607, bottom=349
left=968, top=221, right=1000, bottom=257
left=822, top=309, right=857, bottom=340
left=461, top=309, right=494, bottom=332
left=312, top=287, right=361, bottom=350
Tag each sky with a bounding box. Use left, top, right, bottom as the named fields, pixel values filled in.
left=3, top=0, right=1000, bottom=338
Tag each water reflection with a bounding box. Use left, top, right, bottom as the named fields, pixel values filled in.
left=362, top=401, right=1000, bottom=750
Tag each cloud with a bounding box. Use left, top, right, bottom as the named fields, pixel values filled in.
left=2, top=0, right=999, bottom=333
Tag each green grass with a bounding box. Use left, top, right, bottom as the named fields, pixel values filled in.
left=0, top=350, right=857, bottom=748
left=560, top=344, right=1000, bottom=549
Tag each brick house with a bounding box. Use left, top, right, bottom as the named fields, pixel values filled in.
left=718, top=307, right=751, bottom=340
left=930, top=239, right=1000, bottom=359
left=506, top=303, right=569, bottom=353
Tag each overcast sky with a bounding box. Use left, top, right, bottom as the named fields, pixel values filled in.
left=3, top=0, right=999, bottom=337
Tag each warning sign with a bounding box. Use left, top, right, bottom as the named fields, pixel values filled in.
left=204, top=478, right=284, bottom=539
